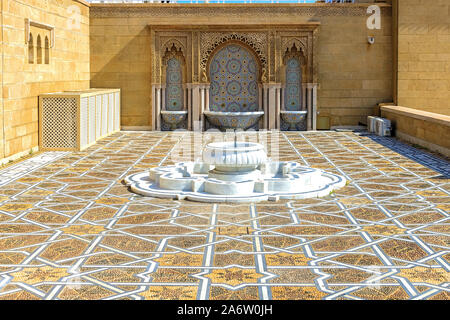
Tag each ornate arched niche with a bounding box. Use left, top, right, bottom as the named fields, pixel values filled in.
left=161, top=42, right=187, bottom=84
left=161, top=43, right=187, bottom=112
left=200, top=32, right=268, bottom=83
left=206, top=41, right=261, bottom=113
left=280, top=42, right=307, bottom=84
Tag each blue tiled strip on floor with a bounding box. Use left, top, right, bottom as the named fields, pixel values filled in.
left=360, top=133, right=450, bottom=178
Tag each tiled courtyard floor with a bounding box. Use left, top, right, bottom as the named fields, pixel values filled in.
left=0, top=131, right=448, bottom=300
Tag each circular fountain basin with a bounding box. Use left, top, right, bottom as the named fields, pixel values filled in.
left=203, top=142, right=267, bottom=173
left=125, top=141, right=347, bottom=203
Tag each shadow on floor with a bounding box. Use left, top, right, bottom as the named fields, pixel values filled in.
left=357, top=132, right=450, bottom=178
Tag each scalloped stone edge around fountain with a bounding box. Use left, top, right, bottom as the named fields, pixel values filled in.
left=124, top=161, right=347, bottom=203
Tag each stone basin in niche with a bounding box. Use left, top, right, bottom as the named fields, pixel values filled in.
left=204, top=111, right=264, bottom=131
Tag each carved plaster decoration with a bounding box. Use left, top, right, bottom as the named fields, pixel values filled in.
left=282, top=43, right=306, bottom=66
left=91, top=6, right=391, bottom=19
left=161, top=38, right=186, bottom=57
left=261, top=68, right=267, bottom=82
left=199, top=32, right=268, bottom=71
left=162, top=42, right=186, bottom=66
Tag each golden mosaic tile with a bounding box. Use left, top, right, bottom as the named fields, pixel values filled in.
left=16, top=177, right=43, bottom=184
left=101, top=235, right=157, bottom=252
left=206, top=267, right=262, bottom=287
left=0, top=203, right=33, bottom=212
left=0, top=252, right=27, bottom=265
left=10, top=266, right=68, bottom=284
left=0, top=290, right=40, bottom=300
left=58, top=285, right=115, bottom=300
left=21, top=189, right=53, bottom=197
left=81, top=207, right=118, bottom=221
left=61, top=225, right=106, bottom=235
left=0, top=235, right=49, bottom=250
left=140, top=286, right=198, bottom=300
left=151, top=268, right=199, bottom=283
left=95, top=197, right=129, bottom=205
left=417, top=190, right=448, bottom=197
left=398, top=267, right=450, bottom=285
left=213, top=226, right=255, bottom=236
left=85, top=251, right=138, bottom=266
left=265, top=253, right=311, bottom=266
left=155, top=253, right=203, bottom=267
left=272, top=286, right=327, bottom=300
left=214, top=253, right=255, bottom=267
left=379, top=240, right=428, bottom=261
left=339, top=197, right=372, bottom=206
left=436, top=204, right=450, bottom=211
left=39, top=239, right=90, bottom=261
left=361, top=225, right=406, bottom=235
left=334, top=253, right=384, bottom=266
left=210, top=286, right=259, bottom=300
left=24, top=210, right=70, bottom=224
left=312, top=236, right=366, bottom=252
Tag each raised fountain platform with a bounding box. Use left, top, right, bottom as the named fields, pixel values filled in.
left=125, top=141, right=346, bottom=203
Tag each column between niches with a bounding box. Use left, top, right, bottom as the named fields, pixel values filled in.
left=263, top=83, right=282, bottom=130
left=185, top=84, right=192, bottom=131
left=190, top=84, right=201, bottom=132
left=152, top=84, right=162, bottom=131
left=275, top=84, right=282, bottom=130
left=258, top=84, right=264, bottom=130
left=306, top=83, right=318, bottom=131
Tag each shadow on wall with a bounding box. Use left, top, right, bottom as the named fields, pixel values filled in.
left=90, top=28, right=152, bottom=127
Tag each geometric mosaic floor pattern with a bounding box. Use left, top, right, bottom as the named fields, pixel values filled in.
left=0, top=131, right=448, bottom=300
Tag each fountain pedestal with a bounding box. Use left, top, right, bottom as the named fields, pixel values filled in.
left=203, top=142, right=267, bottom=182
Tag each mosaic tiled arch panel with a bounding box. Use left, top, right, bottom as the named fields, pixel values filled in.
left=285, top=58, right=302, bottom=111
left=162, top=58, right=186, bottom=131
left=281, top=57, right=306, bottom=131
left=165, top=58, right=184, bottom=111
left=209, top=44, right=259, bottom=113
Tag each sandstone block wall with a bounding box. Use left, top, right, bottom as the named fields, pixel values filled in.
left=0, top=0, right=90, bottom=161
left=395, top=0, right=450, bottom=116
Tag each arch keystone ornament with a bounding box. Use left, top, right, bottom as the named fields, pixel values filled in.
left=125, top=141, right=346, bottom=203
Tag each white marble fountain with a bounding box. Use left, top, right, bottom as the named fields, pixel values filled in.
left=125, top=138, right=346, bottom=202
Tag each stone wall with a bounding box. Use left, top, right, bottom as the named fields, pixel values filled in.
left=89, top=3, right=393, bottom=129
left=0, top=0, right=90, bottom=162
left=395, top=0, right=450, bottom=116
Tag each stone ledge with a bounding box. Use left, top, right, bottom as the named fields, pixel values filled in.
left=381, top=105, right=450, bottom=157
left=380, top=106, right=450, bottom=128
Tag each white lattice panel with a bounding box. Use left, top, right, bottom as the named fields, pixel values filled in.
left=101, top=94, right=108, bottom=137
left=40, top=89, right=120, bottom=151
left=89, top=96, right=96, bottom=144
left=108, top=93, right=114, bottom=134
left=80, top=97, right=88, bottom=148
left=96, top=95, right=102, bottom=139
left=41, top=97, right=78, bottom=149
left=114, top=92, right=120, bottom=131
